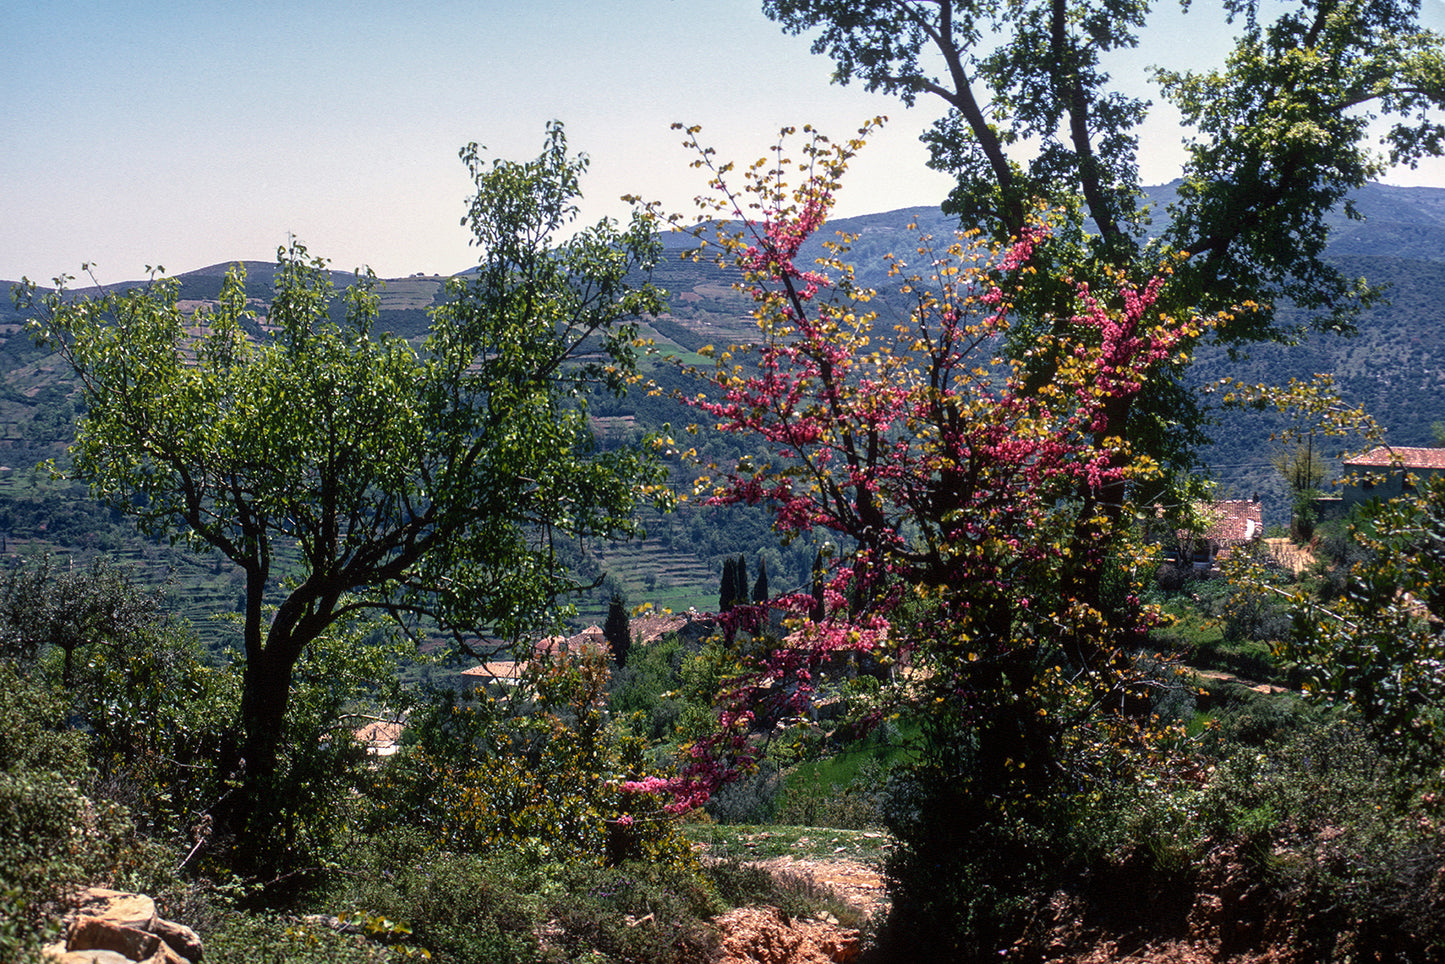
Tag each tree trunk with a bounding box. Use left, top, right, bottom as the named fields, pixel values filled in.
left=212, top=637, right=302, bottom=874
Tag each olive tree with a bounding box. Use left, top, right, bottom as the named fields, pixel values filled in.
left=19, top=123, right=666, bottom=865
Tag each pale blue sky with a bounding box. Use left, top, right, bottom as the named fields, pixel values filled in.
left=4, top=0, right=1443, bottom=282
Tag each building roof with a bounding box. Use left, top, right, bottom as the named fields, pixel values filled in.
left=458, top=660, right=523, bottom=681
left=535, top=624, right=607, bottom=655
left=458, top=626, right=609, bottom=684
left=1199, top=499, right=1263, bottom=544
left=631, top=610, right=717, bottom=645
left=1345, top=446, right=1445, bottom=470
left=354, top=719, right=406, bottom=756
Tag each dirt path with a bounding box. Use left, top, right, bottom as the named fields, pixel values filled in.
left=748, top=854, right=888, bottom=920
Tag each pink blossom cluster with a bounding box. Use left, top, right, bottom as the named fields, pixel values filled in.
left=664, top=154, right=1194, bottom=814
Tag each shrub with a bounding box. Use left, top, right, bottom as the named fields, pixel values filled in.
left=774, top=759, right=888, bottom=830
left=0, top=661, right=167, bottom=959
left=367, top=648, right=691, bottom=866
left=1199, top=719, right=1445, bottom=958
left=204, top=913, right=399, bottom=964
left=336, top=836, right=539, bottom=964
left=331, top=830, right=725, bottom=964
left=704, top=761, right=782, bottom=825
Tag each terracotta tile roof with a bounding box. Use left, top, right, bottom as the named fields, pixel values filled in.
left=1345, top=446, right=1445, bottom=470
left=354, top=719, right=405, bottom=755
left=459, top=660, right=523, bottom=681
left=460, top=626, right=609, bottom=682
left=1199, top=500, right=1263, bottom=544
left=632, top=610, right=717, bottom=644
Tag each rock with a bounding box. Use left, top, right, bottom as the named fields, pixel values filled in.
left=46, top=950, right=136, bottom=964
left=141, top=938, right=193, bottom=964
left=151, top=918, right=203, bottom=962
left=49, top=888, right=201, bottom=964
left=67, top=917, right=162, bottom=961
left=69, top=890, right=159, bottom=932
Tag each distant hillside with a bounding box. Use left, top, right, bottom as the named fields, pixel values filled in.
left=2, top=181, right=1444, bottom=635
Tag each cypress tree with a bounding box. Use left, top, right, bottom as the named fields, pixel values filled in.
left=753, top=557, right=770, bottom=603
left=719, top=557, right=736, bottom=613
left=734, top=555, right=748, bottom=607
left=603, top=591, right=632, bottom=667
left=810, top=550, right=825, bottom=622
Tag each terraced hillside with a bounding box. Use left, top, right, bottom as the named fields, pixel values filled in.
left=3, top=182, right=1445, bottom=646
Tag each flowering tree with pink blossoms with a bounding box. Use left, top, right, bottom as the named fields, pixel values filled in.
left=623, top=121, right=1216, bottom=833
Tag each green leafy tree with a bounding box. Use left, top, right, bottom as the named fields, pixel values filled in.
left=0, top=555, right=165, bottom=686
left=368, top=645, right=689, bottom=866
left=763, top=0, right=1444, bottom=335
left=761, top=0, right=1445, bottom=520
left=1286, top=473, right=1445, bottom=776
left=18, top=123, right=666, bottom=868
left=1272, top=436, right=1328, bottom=541
left=810, top=550, right=826, bottom=622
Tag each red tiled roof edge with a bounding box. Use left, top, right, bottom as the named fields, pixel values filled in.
left=1346, top=446, right=1445, bottom=470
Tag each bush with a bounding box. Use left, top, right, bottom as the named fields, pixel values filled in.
left=541, top=861, right=718, bottom=963
left=1199, top=719, right=1445, bottom=958
left=205, top=913, right=398, bottom=964
left=367, top=648, right=691, bottom=866
left=335, top=835, right=539, bottom=964
left=0, top=661, right=170, bottom=959
left=774, top=758, right=888, bottom=830
left=704, top=761, right=782, bottom=825
left=328, top=829, right=724, bottom=964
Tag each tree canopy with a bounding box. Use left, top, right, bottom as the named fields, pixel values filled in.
left=19, top=122, right=667, bottom=866
left=628, top=123, right=1213, bottom=823
left=763, top=0, right=1445, bottom=338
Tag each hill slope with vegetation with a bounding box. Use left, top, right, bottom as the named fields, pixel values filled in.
left=3, top=182, right=1445, bottom=635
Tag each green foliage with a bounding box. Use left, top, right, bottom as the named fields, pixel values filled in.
left=602, top=591, right=631, bottom=667
left=368, top=647, right=690, bottom=866
left=774, top=757, right=890, bottom=830
left=1285, top=474, right=1445, bottom=777
left=1198, top=720, right=1445, bottom=958
left=703, top=762, right=783, bottom=825
left=1219, top=547, right=1296, bottom=647
left=718, top=556, right=737, bottom=613
left=205, top=913, right=399, bottom=964
left=0, top=554, right=166, bottom=682
left=0, top=661, right=166, bottom=959
left=765, top=0, right=1444, bottom=335
left=762, top=0, right=1445, bottom=523
left=324, top=829, right=761, bottom=964
left=17, top=123, right=667, bottom=869
left=610, top=633, right=685, bottom=743
left=1273, top=439, right=1328, bottom=540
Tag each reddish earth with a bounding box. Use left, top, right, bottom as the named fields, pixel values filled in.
left=715, top=846, right=1313, bottom=964
left=713, top=906, right=863, bottom=964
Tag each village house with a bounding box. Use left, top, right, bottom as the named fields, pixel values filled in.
left=1340, top=446, right=1445, bottom=506
left=1175, top=498, right=1265, bottom=571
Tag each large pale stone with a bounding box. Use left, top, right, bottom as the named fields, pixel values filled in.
left=151, top=917, right=203, bottom=962
left=141, top=938, right=193, bottom=964
left=69, top=889, right=158, bottom=932
left=46, top=950, right=135, bottom=964
left=68, top=916, right=162, bottom=960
